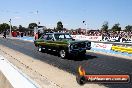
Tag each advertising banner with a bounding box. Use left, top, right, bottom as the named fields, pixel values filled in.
left=91, top=42, right=113, bottom=50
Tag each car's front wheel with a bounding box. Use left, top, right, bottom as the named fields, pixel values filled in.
left=59, top=50, right=67, bottom=59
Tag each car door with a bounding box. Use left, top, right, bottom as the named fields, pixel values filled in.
left=44, top=34, right=56, bottom=51
left=53, top=34, right=68, bottom=52
left=34, top=34, right=44, bottom=46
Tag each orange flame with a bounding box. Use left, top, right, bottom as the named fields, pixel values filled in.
left=78, top=66, right=86, bottom=76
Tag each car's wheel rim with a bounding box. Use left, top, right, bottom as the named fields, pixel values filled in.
left=60, top=50, right=66, bottom=58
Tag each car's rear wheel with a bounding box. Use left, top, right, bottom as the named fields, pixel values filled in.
left=59, top=50, right=67, bottom=59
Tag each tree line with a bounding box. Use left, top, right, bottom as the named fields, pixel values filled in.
left=0, top=21, right=132, bottom=33
left=101, top=21, right=132, bottom=32
left=0, top=23, right=38, bottom=33
left=0, top=21, right=64, bottom=33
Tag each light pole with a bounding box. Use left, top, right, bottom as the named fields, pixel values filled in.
left=83, top=20, right=87, bottom=35
left=36, top=10, right=40, bottom=27
left=85, top=23, right=88, bottom=35
left=9, top=19, right=12, bottom=37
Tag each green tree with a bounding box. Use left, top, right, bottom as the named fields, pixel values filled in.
left=28, top=23, right=37, bottom=29
left=56, top=21, right=63, bottom=31
left=0, top=23, right=10, bottom=32
left=124, top=25, right=132, bottom=32
left=19, top=25, right=23, bottom=30
left=12, top=26, right=17, bottom=30
left=18, top=25, right=26, bottom=32
left=111, top=23, right=121, bottom=32
left=101, top=21, right=109, bottom=32
left=18, top=25, right=23, bottom=32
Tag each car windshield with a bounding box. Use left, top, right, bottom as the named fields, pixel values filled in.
left=54, top=33, right=73, bottom=40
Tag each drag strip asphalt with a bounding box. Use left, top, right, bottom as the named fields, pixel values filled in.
left=0, top=38, right=132, bottom=88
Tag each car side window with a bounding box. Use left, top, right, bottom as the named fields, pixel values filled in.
left=41, top=34, right=48, bottom=40
left=59, top=35, right=64, bottom=39
left=46, top=35, right=53, bottom=40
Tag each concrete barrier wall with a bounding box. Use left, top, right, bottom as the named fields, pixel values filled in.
left=0, top=55, right=39, bottom=88
left=91, top=42, right=113, bottom=50
left=0, top=71, right=13, bottom=88
left=111, top=45, right=132, bottom=54
left=91, top=42, right=132, bottom=57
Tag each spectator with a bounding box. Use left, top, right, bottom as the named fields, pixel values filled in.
left=38, top=30, right=41, bottom=39
left=3, top=31, right=6, bottom=38
left=21, top=32, right=24, bottom=37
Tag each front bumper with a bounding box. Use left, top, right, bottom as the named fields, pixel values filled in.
left=86, top=47, right=91, bottom=50
left=69, top=49, right=86, bottom=55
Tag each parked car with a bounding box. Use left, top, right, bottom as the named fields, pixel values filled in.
left=34, top=32, right=91, bottom=59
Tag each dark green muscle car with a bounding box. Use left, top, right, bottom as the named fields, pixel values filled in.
left=34, top=32, right=91, bottom=58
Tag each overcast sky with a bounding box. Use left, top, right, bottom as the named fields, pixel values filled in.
left=0, top=0, right=132, bottom=29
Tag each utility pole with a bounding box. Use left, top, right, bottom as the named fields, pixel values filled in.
left=36, top=10, right=40, bottom=27
left=9, top=19, right=12, bottom=37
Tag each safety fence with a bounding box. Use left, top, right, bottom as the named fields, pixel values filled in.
left=71, top=35, right=132, bottom=43
left=71, top=35, right=102, bottom=41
